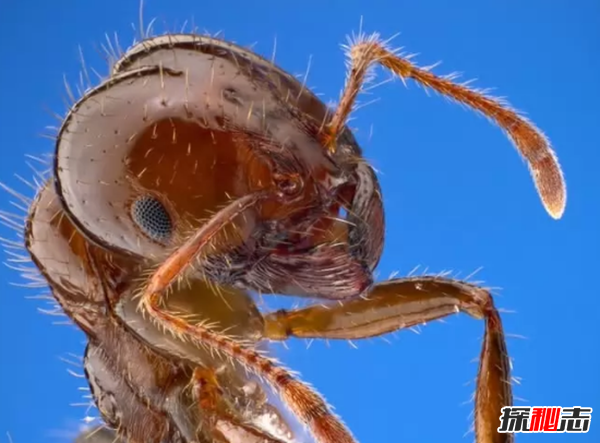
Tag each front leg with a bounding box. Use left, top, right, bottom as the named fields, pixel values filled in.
left=138, top=193, right=358, bottom=443
left=263, top=276, right=513, bottom=443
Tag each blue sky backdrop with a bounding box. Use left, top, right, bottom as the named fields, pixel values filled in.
left=0, top=1, right=598, bottom=442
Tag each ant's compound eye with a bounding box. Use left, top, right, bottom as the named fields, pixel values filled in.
left=130, top=195, right=173, bottom=244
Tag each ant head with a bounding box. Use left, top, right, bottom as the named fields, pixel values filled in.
left=54, top=34, right=384, bottom=298
left=54, top=36, right=341, bottom=257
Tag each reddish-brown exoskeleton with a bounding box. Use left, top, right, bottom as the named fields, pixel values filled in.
left=8, top=26, right=565, bottom=443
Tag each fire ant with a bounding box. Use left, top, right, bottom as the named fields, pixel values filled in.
left=6, top=23, right=565, bottom=443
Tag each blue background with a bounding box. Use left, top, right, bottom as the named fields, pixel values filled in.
left=0, top=1, right=598, bottom=442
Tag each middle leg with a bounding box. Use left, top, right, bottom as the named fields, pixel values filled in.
left=191, top=367, right=292, bottom=443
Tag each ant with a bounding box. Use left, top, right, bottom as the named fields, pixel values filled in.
left=5, top=23, right=564, bottom=443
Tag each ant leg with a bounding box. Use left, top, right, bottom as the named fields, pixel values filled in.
left=138, top=193, right=357, bottom=443
left=326, top=34, right=565, bottom=219
left=264, top=276, right=513, bottom=443
left=191, top=367, right=292, bottom=443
